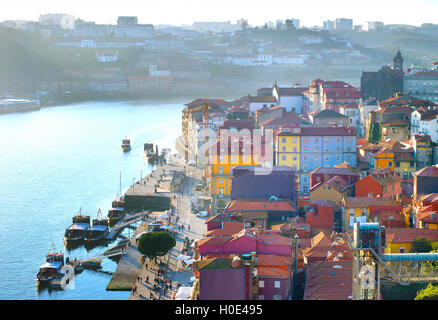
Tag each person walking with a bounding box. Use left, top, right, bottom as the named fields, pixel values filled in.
left=146, top=276, right=149, bottom=283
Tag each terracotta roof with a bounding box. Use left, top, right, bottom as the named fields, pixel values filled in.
left=343, top=197, right=399, bottom=208
left=414, top=165, right=438, bottom=177
left=185, top=98, right=231, bottom=107
left=249, top=95, right=277, bottom=103
left=256, top=254, right=292, bottom=267
left=382, top=119, right=410, bottom=127
left=367, top=168, right=403, bottom=185
left=257, top=266, right=290, bottom=278
left=386, top=228, right=438, bottom=243
left=219, top=119, right=254, bottom=130
left=379, top=94, right=436, bottom=108
left=204, top=222, right=245, bottom=236
left=310, top=167, right=360, bottom=177
left=312, top=109, right=347, bottom=119
left=226, top=199, right=297, bottom=212
left=375, top=106, right=412, bottom=114
left=276, top=87, right=307, bottom=96
left=260, top=112, right=300, bottom=127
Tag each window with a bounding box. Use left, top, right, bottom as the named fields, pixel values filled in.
left=368, top=192, right=373, bottom=197
left=281, top=155, right=286, bottom=161
left=259, top=280, right=265, bottom=288
left=361, top=208, right=367, bottom=216
left=274, top=281, right=281, bottom=288
left=399, top=247, right=406, bottom=253
left=282, top=137, right=286, bottom=143
left=282, top=146, right=286, bottom=152
left=273, top=295, right=282, bottom=300
left=388, top=161, right=393, bottom=167
left=349, top=209, right=354, bottom=216
left=258, top=295, right=265, bottom=300
left=293, top=137, right=298, bottom=143
left=218, top=166, right=224, bottom=174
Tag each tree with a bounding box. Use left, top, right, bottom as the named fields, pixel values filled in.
left=411, top=237, right=432, bottom=253
left=285, top=19, right=296, bottom=31
left=415, top=283, right=438, bottom=300
left=238, top=19, right=248, bottom=31
left=368, top=123, right=381, bottom=144
left=137, top=231, right=176, bottom=262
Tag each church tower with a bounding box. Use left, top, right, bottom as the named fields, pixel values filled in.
left=393, top=49, right=403, bottom=72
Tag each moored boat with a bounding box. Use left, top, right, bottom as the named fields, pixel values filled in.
left=36, top=243, right=64, bottom=286
left=85, top=209, right=109, bottom=243
left=122, top=137, right=131, bottom=152
left=108, top=207, right=124, bottom=224
left=64, top=209, right=91, bottom=243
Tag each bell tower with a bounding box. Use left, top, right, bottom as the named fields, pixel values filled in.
left=393, top=49, right=403, bottom=73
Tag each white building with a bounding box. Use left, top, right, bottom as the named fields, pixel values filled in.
left=335, top=18, right=353, bottom=30
left=359, top=98, right=378, bottom=138
left=404, top=65, right=438, bottom=103
left=339, top=104, right=360, bottom=130
left=273, top=85, right=306, bottom=113
left=411, top=107, right=438, bottom=143
left=362, top=21, right=384, bottom=32
left=248, top=96, right=277, bottom=113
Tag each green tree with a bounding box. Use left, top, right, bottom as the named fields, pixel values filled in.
left=411, top=237, right=432, bottom=253
left=285, top=19, right=296, bottom=31
left=137, top=231, right=176, bottom=261
left=415, top=283, right=438, bottom=300
left=368, top=123, right=381, bottom=144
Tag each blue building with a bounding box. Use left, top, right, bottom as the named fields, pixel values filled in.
left=299, top=127, right=357, bottom=195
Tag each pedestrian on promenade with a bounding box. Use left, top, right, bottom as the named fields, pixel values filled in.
left=146, top=276, right=149, bottom=283
left=145, top=263, right=148, bottom=269
left=188, top=225, right=190, bottom=230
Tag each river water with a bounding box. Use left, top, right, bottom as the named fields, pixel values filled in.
left=0, top=100, right=184, bottom=300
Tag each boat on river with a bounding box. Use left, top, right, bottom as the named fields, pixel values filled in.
left=85, top=209, right=109, bottom=243
left=36, top=243, right=64, bottom=286
left=122, top=137, right=131, bottom=152
left=143, top=143, right=158, bottom=163
left=64, top=209, right=91, bottom=243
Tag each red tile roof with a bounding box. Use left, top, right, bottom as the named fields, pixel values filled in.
left=257, top=266, right=290, bottom=278
left=386, top=228, right=438, bottom=243
left=256, top=254, right=292, bottom=267
left=414, top=165, right=438, bottom=177
left=204, top=222, right=245, bottom=236
left=226, top=199, right=297, bottom=212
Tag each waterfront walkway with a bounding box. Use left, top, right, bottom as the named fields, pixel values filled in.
left=129, top=158, right=205, bottom=300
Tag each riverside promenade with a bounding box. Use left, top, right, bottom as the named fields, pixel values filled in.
left=106, top=155, right=207, bottom=297
left=128, top=158, right=206, bottom=300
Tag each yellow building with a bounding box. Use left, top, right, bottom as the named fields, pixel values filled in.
left=373, top=149, right=395, bottom=170
left=342, top=197, right=400, bottom=231
left=276, top=131, right=300, bottom=170
left=210, top=138, right=258, bottom=197
left=310, top=176, right=353, bottom=204
left=384, top=228, right=438, bottom=253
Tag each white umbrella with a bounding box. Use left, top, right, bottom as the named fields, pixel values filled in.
left=190, top=276, right=197, bottom=282
left=177, top=254, right=191, bottom=260
left=185, top=259, right=194, bottom=264
left=159, top=213, right=168, bottom=218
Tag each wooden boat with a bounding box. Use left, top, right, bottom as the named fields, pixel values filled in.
left=64, top=209, right=90, bottom=242
left=108, top=207, right=124, bottom=224
left=82, top=259, right=102, bottom=270
left=85, top=209, right=109, bottom=243
left=122, top=137, right=131, bottom=152
left=143, top=143, right=159, bottom=163
left=36, top=243, right=64, bottom=286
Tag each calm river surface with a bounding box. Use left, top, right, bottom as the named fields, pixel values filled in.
left=0, top=100, right=184, bottom=299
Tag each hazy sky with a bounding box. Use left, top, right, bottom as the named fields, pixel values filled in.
left=2, top=0, right=437, bottom=27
